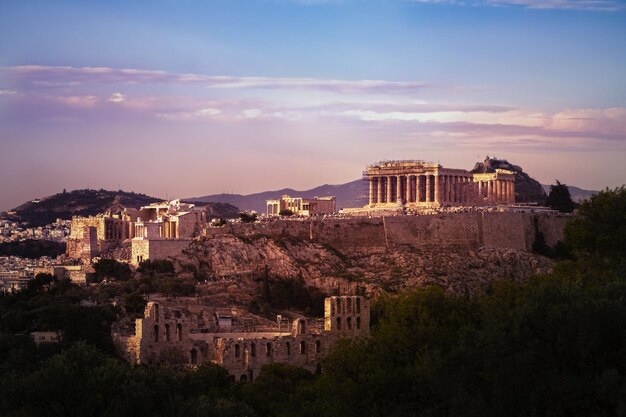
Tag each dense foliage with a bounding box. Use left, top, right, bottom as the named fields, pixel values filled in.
left=94, top=258, right=133, bottom=282
left=0, top=187, right=624, bottom=417
left=546, top=180, right=577, bottom=213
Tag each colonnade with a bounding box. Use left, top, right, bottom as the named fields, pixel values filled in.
left=368, top=174, right=515, bottom=206
left=475, top=178, right=515, bottom=205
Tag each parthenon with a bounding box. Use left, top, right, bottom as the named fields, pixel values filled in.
left=365, top=160, right=515, bottom=208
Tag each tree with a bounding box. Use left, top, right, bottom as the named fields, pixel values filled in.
left=240, top=212, right=258, bottom=223
left=26, top=272, right=56, bottom=292
left=93, top=259, right=132, bottom=282
left=545, top=180, right=576, bottom=213
left=565, top=186, right=626, bottom=264
left=279, top=209, right=294, bottom=216
left=137, top=259, right=175, bottom=275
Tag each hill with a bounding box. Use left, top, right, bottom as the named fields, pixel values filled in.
left=3, top=189, right=161, bottom=227
left=188, top=179, right=366, bottom=213
left=3, top=189, right=241, bottom=227
left=190, top=158, right=558, bottom=211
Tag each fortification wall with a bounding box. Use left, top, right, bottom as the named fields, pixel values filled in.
left=206, top=212, right=573, bottom=253
left=131, top=239, right=193, bottom=265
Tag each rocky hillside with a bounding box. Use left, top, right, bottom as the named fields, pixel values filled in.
left=176, top=234, right=554, bottom=304
left=471, top=157, right=547, bottom=203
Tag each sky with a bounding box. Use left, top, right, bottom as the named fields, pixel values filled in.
left=1, top=0, right=625, bottom=210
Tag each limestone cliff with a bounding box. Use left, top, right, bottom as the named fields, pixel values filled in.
left=471, top=157, right=547, bottom=203
left=177, top=234, right=555, bottom=302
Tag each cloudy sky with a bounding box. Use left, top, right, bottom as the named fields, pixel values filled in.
left=1, top=0, right=625, bottom=210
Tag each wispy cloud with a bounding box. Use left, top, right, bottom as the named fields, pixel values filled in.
left=409, top=0, right=626, bottom=11
left=1, top=65, right=435, bottom=95
left=2, top=64, right=624, bottom=154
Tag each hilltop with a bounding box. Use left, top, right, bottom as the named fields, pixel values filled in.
left=190, top=158, right=594, bottom=211
left=2, top=189, right=240, bottom=227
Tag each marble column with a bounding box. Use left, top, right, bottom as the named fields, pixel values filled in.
left=496, top=180, right=502, bottom=204
left=386, top=176, right=392, bottom=203
left=396, top=175, right=402, bottom=203
left=425, top=175, right=432, bottom=202
left=434, top=175, right=440, bottom=204
left=369, top=177, right=375, bottom=205
left=487, top=180, right=493, bottom=204
left=417, top=175, right=422, bottom=202
left=377, top=177, right=383, bottom=204
left=405, top=175, right=411, bottom=203
left=510, top=180, right=515, bottom=204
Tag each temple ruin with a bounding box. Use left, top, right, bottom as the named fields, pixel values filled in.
left=66, top=199, right=206, bottom=264
left=266, top=195, right=337, bottom=216
left=365, top=160, right=515, bottom=208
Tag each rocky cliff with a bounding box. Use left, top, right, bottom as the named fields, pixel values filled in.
left=177, top=233, right=555, bottom=304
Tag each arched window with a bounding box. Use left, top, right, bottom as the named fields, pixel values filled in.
left=266, top=343, right=272, bottom=357
left=356, top=298, right=361, bottom=314
left=154, top=304, right=159, bottom=320
left=347, top=317, right=352, bottom=330
left=190, top=349, right=197, bottom=365
left=251, top=343, right=256, bottom=357
left=336, top=317, right=342, bottom=330
left=336, top=299, right=342, bottom=314
left=165, top=323, right=170, bottom=341
left=356, top=317, right=361, bottom=330
left=154, top=325, right=159, bottom=342
left=347, top=298, right=352, bottom=313
left=240, top=374, right=248, bottom=383
left=315, top=340, right=321, bottom=353
left=297, top=320, right=306, bottom=335
left=286, top=342, right=291, bottom=356
left=300, top=341, right=306, bottom=354
left=176, top=323, right=183, bottom=341
left=235, top=344, right=241, bottom=358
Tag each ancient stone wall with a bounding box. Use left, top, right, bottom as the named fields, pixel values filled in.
left=113, top=296, right=370, bottom=379
left=206, top=212, right=573, bottom=253
left=131, top=239, right=193, bottom=265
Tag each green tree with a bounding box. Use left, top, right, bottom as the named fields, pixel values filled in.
left=26, top=272, right=56, bottom=292
left=565, top=186, right=626, bottom=265
left=137, top=259, right=175, bottom=275
left=240, top=212, right=258, bottom=223
left=93, top=258, right=132, bottom=282
left=279, top=209, right=294, bottom=216
left=545, top=180, right=576, bottom=212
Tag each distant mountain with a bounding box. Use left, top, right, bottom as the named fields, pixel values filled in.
left=542, top=184, right=598, bottom=202
left=188, top=180, right=367, bottom=213
left=471, top=157, right=547, bottom=203
left=3, top=189, right=241, bottom=227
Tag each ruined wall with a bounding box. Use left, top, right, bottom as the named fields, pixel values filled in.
left=113, top=296, right=370, bottom=379
left=131, top=239, right=193, bottom=265
left=207, top=212, right=573, bottom=253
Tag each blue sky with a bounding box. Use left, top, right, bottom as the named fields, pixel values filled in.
left=1, top=0, right=625, bottom=209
